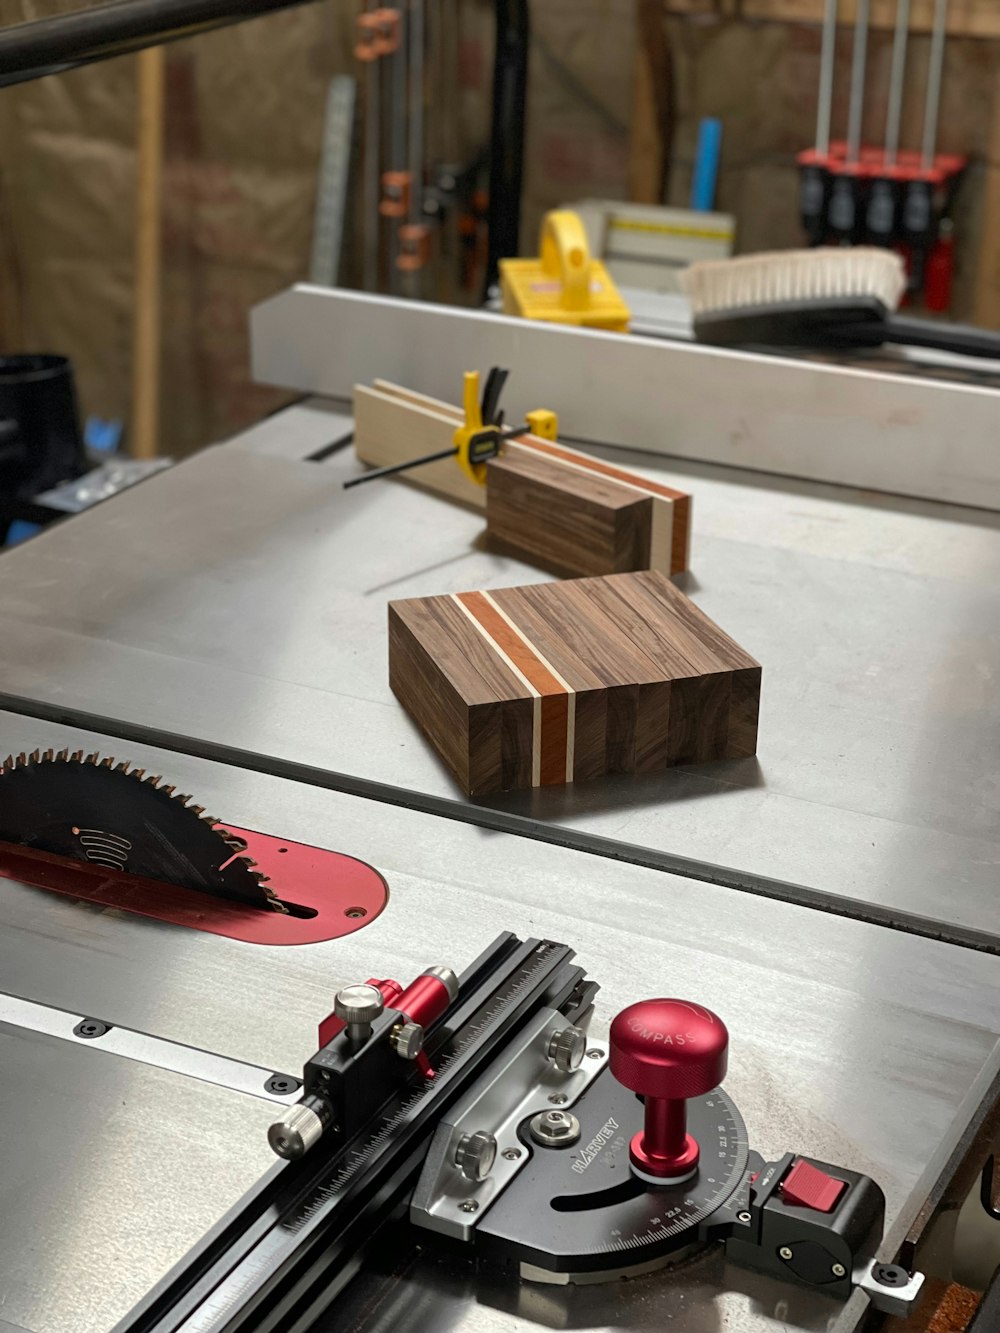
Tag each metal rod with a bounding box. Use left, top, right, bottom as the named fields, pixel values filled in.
left=921, top=0, right=949, bottom=171
left=845, top=0, right=870, bottom=165
left=815, top=0, right=838, bottom=158
left=407, top=0, right=424, bottom=224
left=363, top=17, right=381, bottom=292
left=0, top=0, right=319, bottom=87
left=343, top=445, right=458, bottom=489
left=388, top=9, right=408, bottom=292
left=884, top=0, right=911, bottom=167
left=484, top=0, right=529, bottom=297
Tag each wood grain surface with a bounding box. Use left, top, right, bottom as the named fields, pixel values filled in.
left=352, top=381, right=692, bottom=574
left=388, top=570, right=759, bottom=795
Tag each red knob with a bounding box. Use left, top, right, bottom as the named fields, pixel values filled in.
left=609, top=999, right=728, bottom=1182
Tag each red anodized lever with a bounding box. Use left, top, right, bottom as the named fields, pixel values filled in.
left=609, top=998, right=729, bottom=1182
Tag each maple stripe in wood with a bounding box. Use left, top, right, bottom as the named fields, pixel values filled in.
left=451, top=589, right=575, bottom=786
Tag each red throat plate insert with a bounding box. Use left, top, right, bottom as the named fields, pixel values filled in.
left=0, top=823, right=388, bottom=945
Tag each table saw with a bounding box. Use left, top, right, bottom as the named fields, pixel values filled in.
left=1, top=292, right=1000, bottom=1333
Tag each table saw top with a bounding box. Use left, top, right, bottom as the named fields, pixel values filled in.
left=0, top=715, right=998, bottom=1333
left=0, top=398, right=997, bottom=949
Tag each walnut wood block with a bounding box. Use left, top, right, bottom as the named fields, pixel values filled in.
left=485, top=448, right=653, bottom=577
left=491, top=438, right=691, bottom=576
left=388, top=570, right=759, bottom=795
left=352, top=380, right=692, bottom=574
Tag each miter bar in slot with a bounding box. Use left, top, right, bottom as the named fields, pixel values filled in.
left=0, top=749, right=285, bottom=912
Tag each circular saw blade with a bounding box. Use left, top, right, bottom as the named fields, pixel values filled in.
left=0, top=749, right=284, bottom=912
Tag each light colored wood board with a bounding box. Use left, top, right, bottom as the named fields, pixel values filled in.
left=352, top=385, right=485, bottom=509
left=371, top=378, right=464, bottom=422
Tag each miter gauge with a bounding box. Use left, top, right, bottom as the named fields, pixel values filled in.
left=0, top=748, right=283, bottom=910
left=119, top=934, right=925, bottom=1332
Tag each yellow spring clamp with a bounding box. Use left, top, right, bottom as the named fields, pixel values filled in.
left=453, top=371, right=557, bottom=485
left=343, top=368, right=558, bottom=491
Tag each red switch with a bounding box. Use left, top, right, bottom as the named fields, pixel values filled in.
left=780, top=1159, right=847, bottom=1213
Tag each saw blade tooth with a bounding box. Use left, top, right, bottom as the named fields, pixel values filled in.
left=28, top=749, right=40, bottom=764
left=114, top=761, right=131, bottom=773
left=161, top=784, right=175, bottom=797
left=189, top=804, right=204, bottom=816
left=56, top=748, right=69, bottom=761
left=100, top=756, right=114, bottom=769
left=42, top=748, right=54, bottom=761
left=201, top=815, right=218, bottom=826
left=1, top=755, right=12, bottom=770
left=70, top=750, right=83, bottom=762
left=15, top=752, right=27, bottom=767
left=173, top=793, right=190, bottom=805
left=260, top=883, right=287, bottom=913
left=131, top=768, right=146, bottom=781
left=144, top=775, right=162, bottom=786
left=84, top=752, right=99, bottom=765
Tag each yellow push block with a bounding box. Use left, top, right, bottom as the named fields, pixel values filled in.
left=500, top=210, right=630, bottom=333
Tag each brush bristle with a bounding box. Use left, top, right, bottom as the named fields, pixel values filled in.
left=682, top=248, right=907, bottom=318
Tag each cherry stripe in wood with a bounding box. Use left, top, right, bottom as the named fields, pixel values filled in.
left=452, top=589, right=573, bottom=785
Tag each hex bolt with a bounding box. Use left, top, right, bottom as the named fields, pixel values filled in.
left=779, top=1246, right=794, bottom=1261
left=459, top=1199, right=479, bottom=1213
left=529, top=1108, right=582, bottom=1148
left=832, top=1263, right=846, bottom=1278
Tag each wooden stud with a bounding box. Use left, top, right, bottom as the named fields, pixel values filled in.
left=388, top=570, right=760, bottom=795
left=132, top=45, right=165, bottom=460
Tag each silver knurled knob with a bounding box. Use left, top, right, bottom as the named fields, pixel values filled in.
left=333, top=983, right=385, bottom=1042
left=454, top=1130, right=498, bottom=1181
left=391, top=1020, right=425, bottom=1060
left=268, top=1103, right=324, bottom=1160
left=547, top=1025, right=587, bottom=1074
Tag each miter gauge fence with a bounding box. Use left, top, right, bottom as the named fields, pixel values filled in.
left=117, top=932, right=925, bottom=1332
left=342, top=365, right=557, bottom=490
left=0, top=748, right=387, bottom=942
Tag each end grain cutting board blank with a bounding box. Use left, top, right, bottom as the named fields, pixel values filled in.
left=388, top=570, right=760, bottom=795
